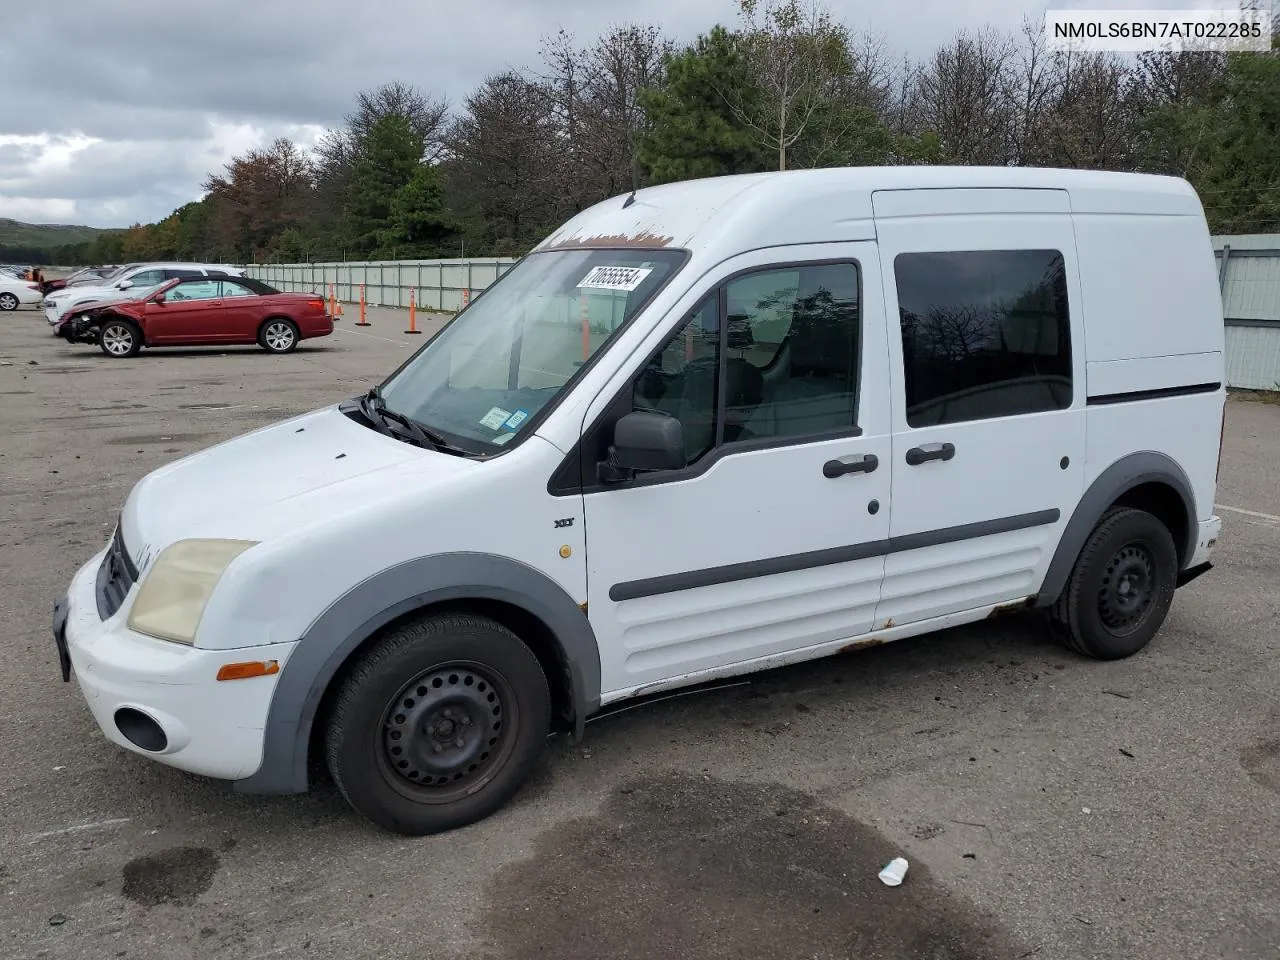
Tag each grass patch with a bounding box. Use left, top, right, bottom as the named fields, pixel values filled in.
left=1229, top=387, right=1280, bottom=404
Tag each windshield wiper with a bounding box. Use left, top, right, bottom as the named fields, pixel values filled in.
left=358, top=387, right=436, bottom=450
left=356, top=387, right=395, bottom=439
left=357, top=387, right=471, bottom=456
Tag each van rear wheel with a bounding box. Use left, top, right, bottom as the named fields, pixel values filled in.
left=324, top=613, right=551, bottom=835
left=1051, top=506, right=1178, bottom=660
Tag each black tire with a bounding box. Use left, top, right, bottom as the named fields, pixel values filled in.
left=325, top=613, right=551, bottom=835
left=98, top=318, right=142, bottom=357
left=1050, top=506, right=1178, bottom=660
left=258, top=318, right=299, bottom=354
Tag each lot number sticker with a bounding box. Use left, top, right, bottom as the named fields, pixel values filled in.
left=577, top=265, right=653, bottom=292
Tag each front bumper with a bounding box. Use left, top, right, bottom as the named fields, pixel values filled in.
left=56, top=315, right=96, bottom=343
left=52, top=547, right=297, bottom=781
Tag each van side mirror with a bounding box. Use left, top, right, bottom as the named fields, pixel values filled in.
left=600, top=411, right=686, bottom=481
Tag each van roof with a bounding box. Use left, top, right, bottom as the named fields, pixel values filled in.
left=534, top=166, right=1205, bottom=256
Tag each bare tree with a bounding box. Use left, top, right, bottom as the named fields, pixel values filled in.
left=315, top=81, right=450, bottom=187
left=1004, top=17, right=1057, bottom=165
left=347, top=81, right=450, bottom=161
left=840, top=31, right=894, bottom=114
left=1125, top=49, right=1226, bottom=176
left=905, top=27, right=1016, bottom=165
left=532, top=25, right=673, bottom=208
left=717, top=0, right=860, bottom=171
left=1039, top=50, right=1134, bottom=169
left=536, top=29, right=587, bottom=207
left=578, top=25, right=674, bottom=196
left=445, top=71, right=561, bottom=252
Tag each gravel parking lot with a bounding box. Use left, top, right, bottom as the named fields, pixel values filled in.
left=3, top=304, right=1279, bottom=960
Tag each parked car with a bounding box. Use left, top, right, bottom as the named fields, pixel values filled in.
left=41, top=266, right=113, bottom=296
left=55, top=274, right=333, bottom=356
left=0, top=273, right=41, bottom=310
left=43, top=262, right=248, bottom=325
left=52, top=166, right=1226, bottom=836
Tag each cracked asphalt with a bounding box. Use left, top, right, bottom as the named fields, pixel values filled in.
left=2, top=304, right=1278, bottom=960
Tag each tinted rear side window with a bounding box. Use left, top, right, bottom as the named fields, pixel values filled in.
left=894, top=250, right=1072, bottom=427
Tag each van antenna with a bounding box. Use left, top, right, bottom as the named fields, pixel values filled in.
left=623, top=137, right=639, bottom=208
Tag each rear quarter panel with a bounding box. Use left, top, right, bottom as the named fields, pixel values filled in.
left=271, top=294, right=332, bottom=338
left=1071, top=210, right=1225, bottom=523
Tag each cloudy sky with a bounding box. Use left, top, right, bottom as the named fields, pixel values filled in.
left=0, top=0, right=1197, bottom=228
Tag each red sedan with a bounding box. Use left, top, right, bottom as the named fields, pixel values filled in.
left=55, top=276, right=334, bottom=357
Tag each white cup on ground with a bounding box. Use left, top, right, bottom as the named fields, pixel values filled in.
left=878, top=857, right=909, bottom=886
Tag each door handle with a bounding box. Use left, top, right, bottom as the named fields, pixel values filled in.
left=905, top=442, right=956, bottom=466
left=823, top=454, right=878, bottom=478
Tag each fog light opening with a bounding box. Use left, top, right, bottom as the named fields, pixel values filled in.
left=114, top=708, right=168, bottom=753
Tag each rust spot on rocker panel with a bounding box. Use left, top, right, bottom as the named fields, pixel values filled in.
left=987, top=597, right=1036, bottom=618
left=840, top=636, right=886, bottom=654
left=542, top=231, right=676, bottom=250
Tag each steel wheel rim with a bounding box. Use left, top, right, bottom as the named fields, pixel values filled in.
left=265, top=323, right=294, bottom=351
left=375, top=660, right=519, bottom=804
left=1098, top=541, right=1156, bottom=634
left=0, top=294, right=17, bottom=310
left=102, top=325, right=133, bottom=355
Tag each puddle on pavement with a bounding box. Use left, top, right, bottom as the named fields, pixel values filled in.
left=483, top=773, right=1022, bottom=960
left=121, top=846, right=220, bottom=907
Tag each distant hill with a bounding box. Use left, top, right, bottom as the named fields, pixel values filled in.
left=0, top=218, right=112, bottom=249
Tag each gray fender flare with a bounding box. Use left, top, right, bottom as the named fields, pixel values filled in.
left=1035, top=451, right=1198, bottom=608
left=234, top=552, right=601, bottom=795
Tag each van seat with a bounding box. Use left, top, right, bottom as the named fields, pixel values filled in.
left=746, top=377, right=854, bottom=437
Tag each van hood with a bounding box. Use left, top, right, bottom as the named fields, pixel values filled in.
left=118, top=405, right=472, bottom=572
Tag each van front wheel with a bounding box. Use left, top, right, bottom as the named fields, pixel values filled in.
left=1051, top=506, right=1178, bottom=660
left=324, top=613, right=551, bottom=835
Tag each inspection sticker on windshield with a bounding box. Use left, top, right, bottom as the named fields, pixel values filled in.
left=503, top=409, right=529, bottom=430
left=577, top=265, right=653, bottom=292
left=479, top=407, right=512, bottom=430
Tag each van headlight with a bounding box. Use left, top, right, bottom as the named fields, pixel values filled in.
left=127, top=539, right=258, bottom=644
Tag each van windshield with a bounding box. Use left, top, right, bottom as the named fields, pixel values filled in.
left=379, top=248, right=686, bottom=452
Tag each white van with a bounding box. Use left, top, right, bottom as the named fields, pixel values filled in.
left=52, top=167, right=1226, bottom=835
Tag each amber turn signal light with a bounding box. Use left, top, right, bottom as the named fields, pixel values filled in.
left=216, top=660, right=281, bottom=682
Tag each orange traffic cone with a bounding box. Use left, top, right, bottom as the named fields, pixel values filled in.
left=405, top=289, right=421, bottom=335
left=356, top=284, right=370, bottom=327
